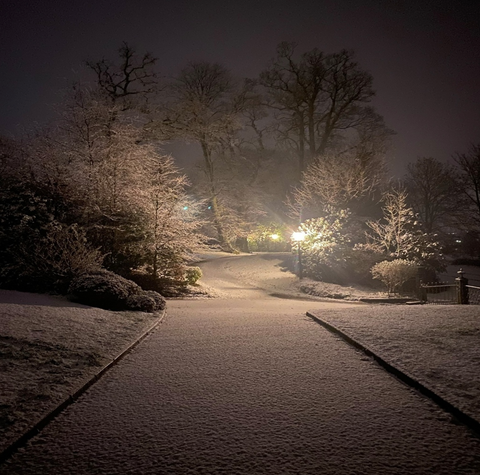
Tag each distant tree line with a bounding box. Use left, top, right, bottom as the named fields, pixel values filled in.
left=0, top=41, right=479, bottom=298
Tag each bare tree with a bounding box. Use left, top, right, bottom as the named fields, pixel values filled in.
left=404, top=157, right=460, bottom=233
left=86, top=42, right=158, bottom=109
left=289, top=145, right=386, bottom=219
left=454, top=144, right=480, bottom=227
left=259, top=42, right=390, bottom=176
left=160, top=61, right=246, bottom=248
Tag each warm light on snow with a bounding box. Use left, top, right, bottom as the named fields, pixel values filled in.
left=291, top=231, right=306, bottom=242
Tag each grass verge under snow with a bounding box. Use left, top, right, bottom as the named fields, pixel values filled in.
left=309, top=305, right=480, bottom=422
left=0, top=290, right=161, bottom=454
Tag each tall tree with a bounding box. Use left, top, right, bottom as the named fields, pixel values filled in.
left=38, top=86, right=201, bottom=275
left=454, top=144, right=480, bottom=227
left=404, top=157, right=460, bottom=234
left=161, top=61, right=246, bottom=248
left=86, top=42, right=158, bottom=109
left=260, top=42, right=389, bottom=176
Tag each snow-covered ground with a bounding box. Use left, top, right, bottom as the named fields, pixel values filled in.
left=3, top=256, right=480, bottom=474
left=0, top=290, right=161, bottom=453
left=196, top=251, right=387, bottom=301
left=2, top=251, right=480, bottom=463
left=198, top=253, right=480, bottom=421
left=308, top=305, right=480, bottom=421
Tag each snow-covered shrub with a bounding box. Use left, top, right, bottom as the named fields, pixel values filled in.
left=0, top=222, right=103, bottom=293
left=294, top=208, right=363, bottom=283
left=144, top=290, right=166, bottom=311
left=371, top=259, right=418, bottom=295
left=69, top=270, right=164, bottom=312
left=69, top=270, right=139, bottom=310
left=126, top=291, right=166, bottom=313
left=247, top=223, right=289, bottom=252
left=184, top=266, right=202, bottom=285
left=127, top=270, right=186, bottom=297
left=125, top=294, right=157, bottom=313
left=39, top=225, right=103, bottom=276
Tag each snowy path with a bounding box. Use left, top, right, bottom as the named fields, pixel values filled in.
left=2, top=255, right=480, bottom=474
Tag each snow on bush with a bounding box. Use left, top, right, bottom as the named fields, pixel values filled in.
left=0, top=222, right=103, bottom=293
left=68, top=270, right=165, bottom=312
left=126, top=290, right=166, bottom=312
left=126, top=294, right=158, bottom=313
left=184, top=266, right=202, bottom=285
left=371, top=259, right=417, bottom=295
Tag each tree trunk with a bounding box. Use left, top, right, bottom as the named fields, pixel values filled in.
left=200, top=139, right=230, bottom=249
left=297, top=112, right=306, bottom=178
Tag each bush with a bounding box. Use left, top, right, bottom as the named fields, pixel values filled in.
left=127, top=271, right=187, bottom=297
left=184, top=266, right=202, bottom=285
left=0, top=223, right=103, bottom=293
left=68, top=270, right=165, bottom=312
left=247, top=223, right=289, bottom=252
left=294, top=209, right=364, bottom=283
left=126, top=292, right=166, bottom=313
left=144, top=290, right=166, bottom=310
left=371, top=259, right=418, bottom=295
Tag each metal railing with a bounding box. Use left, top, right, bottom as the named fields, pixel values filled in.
left=420, top=282, right=458, bottom=305
left=419, top=269, right=479, bottom=305
left=466, top=285, right=480, bottom=305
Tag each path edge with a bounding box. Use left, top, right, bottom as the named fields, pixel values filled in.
left=306, top=311, right=480, bottom=436
left=0, top=309, right=167, bottom=465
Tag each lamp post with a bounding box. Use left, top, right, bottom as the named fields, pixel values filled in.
left=291, top=231, right=306, bottom=279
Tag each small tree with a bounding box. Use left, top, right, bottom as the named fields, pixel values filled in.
left=362, top=189, right=444, bottom=278
left=365, top=189, right=441, bottom=260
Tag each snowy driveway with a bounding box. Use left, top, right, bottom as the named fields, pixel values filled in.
left=2, top=254, right=480, bottom=474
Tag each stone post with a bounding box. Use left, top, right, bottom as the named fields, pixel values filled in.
left=456, top=268, right=469, bottom=304
left=416, top=263, right=427, bottom=301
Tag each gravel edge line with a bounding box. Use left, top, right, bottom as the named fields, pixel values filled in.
left=0, top=309, right=167, bottom=465
left=305, top=311, right=480, bottom=436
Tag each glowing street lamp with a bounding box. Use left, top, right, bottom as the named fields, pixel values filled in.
left=291, top=231, right=306, bottom=279
left=291, top=231, right=306, bottom=242
left=270, top=233, right=279, bottom=240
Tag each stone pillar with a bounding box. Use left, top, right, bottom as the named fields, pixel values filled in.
left=456, top=268, right=469, bottom=304
left=416, top=263, right=427, bottom=301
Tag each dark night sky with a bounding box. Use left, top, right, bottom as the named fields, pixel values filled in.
left=1, top=0, right=479, bottom=176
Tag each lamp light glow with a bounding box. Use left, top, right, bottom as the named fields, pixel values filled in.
left=291, top=231, right=306, bottom=242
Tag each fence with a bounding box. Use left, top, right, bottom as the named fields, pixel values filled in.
left=466, top=285, right=480, bottom=305
left=419, top=269, right=479, bottom=305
